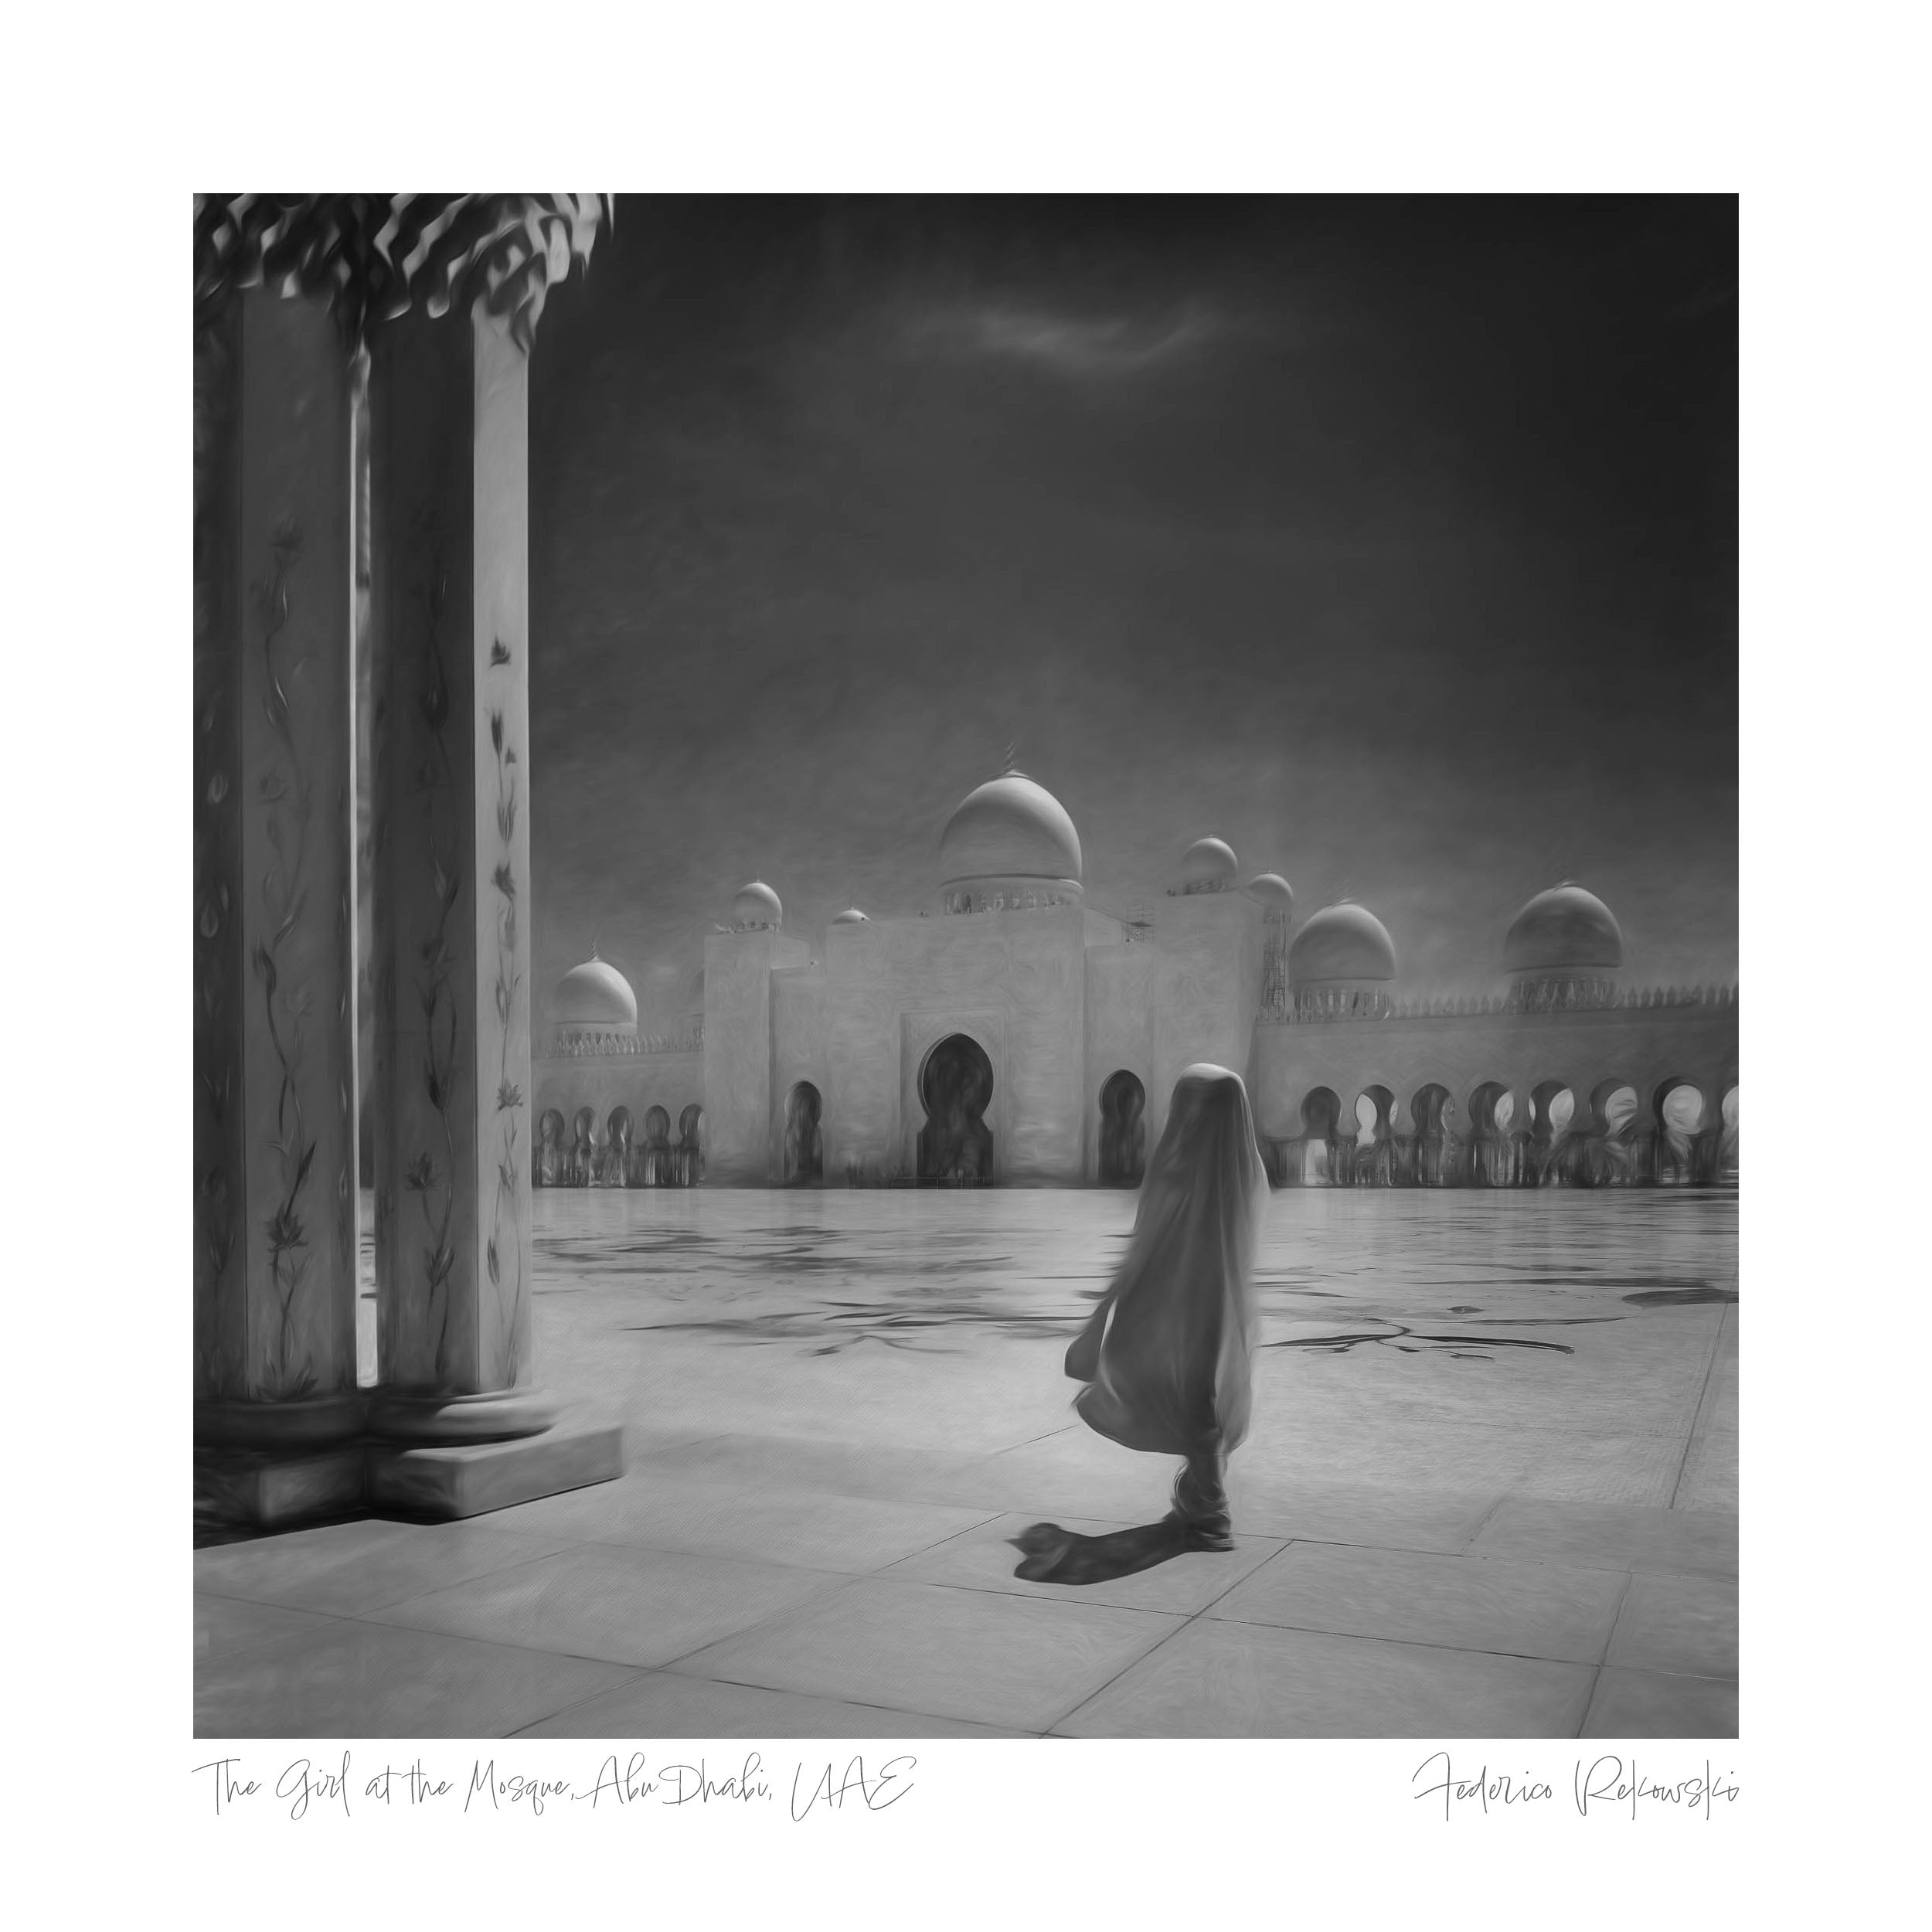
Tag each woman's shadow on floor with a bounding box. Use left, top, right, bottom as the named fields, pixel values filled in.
left=1009, top=1517, right=1213, bottom=1586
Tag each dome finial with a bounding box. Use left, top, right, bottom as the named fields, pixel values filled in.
left=1002, top=738, right=1019, bottom=776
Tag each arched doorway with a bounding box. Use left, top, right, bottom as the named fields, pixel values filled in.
left=1354, top=1086, right=1397, bottom=1186
left=1466, top=1081, right=1514, bottom=1188
left=570, top=1104, right=597, bottom=1188
left=604, top=1105, right=634, bottom=1187
left=784, top=1081, right=824, bottom=1185
left=1299, top=1086, right=1342, bottom=1185
left=1582, top=1081, right=1640, bottom=1186
left=1097, top=1070, right=1146, bottom=1187
left=917, top=1033, right=995, bottom=1184
left=1411, top=1083, right=1458, bottom=1186
left=1718, top=1085, right=1739, bottom=1184
left=641, top=1105, right=672, bottom=1187
left=1528, top=1082, right=1575, bottom=1186
left=1653, top=1078, right=1705, bottom=1185
left=677, top=1103, right=705, bottom=1187
left=534, top=1107, right=566, bottom=1189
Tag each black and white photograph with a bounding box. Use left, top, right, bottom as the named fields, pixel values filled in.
left=17, top=2, right=1931, bottom=1919
left=189, top=189, right=1740, bottom=1743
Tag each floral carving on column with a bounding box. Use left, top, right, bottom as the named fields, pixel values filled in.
left=192, top=298, right=244, bottom=1404
left=251, top=515, right=322, bottom=1397
left=400, top=526, right=465, bottom=1383
left=485, top=652, right=526, bottom=1384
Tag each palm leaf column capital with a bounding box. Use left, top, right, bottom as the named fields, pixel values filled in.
left=192, top=192, right=612, bottom=350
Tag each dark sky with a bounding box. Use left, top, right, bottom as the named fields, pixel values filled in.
left=527, top=196, right=1736, bottom=1026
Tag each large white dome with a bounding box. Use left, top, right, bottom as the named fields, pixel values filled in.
left=937, top=770, right=1082, bottom=889
left=1504, top=884, right=1623, bottom=975
left=1179, top=838, right=1239, bottom=893
left=1246, top=872, right=1295, bottom=914
left=733, top=880, right=782, bottom=929
left=1288, top=903, right=1398, bottom=985
left=551, top=954, right=638, bottom=1028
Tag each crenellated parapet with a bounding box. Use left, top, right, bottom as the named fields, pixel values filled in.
left=940, top=886, right=1078, bottom=914
left=1260, top=981, right=1740, bottom=1025
left=547, top=1022, right=703, bottom=1057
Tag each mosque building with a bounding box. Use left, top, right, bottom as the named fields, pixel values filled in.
left=532, top=768, right=1739, bottom=1191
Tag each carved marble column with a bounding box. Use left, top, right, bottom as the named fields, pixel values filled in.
left=365, top=299, right=620, bottom=1515
left=194, top=287, right=364, bottom=1524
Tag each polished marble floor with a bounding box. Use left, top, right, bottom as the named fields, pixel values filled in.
left=202, top=1188, right=1737, bottom=1738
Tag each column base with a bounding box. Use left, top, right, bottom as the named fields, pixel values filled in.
left=196, top=1420, right=624, bottom=1537
left=196, top=1444, right=368, bottom=1535
left=367, top=1421, right=624, bottom=1520
left=196, top=1390, right=368, bottom=1451
left=366, top=1386, right=557, bottom=1444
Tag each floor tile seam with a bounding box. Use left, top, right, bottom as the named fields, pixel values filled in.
left=1603, top=1567, right=1636, bottom=1652
left=195, top=1607, right=661, bottom=1688
left=872, top=1507, right=1022, bottom=1568
left=329, top=1604, right=721, bottom=1674
left=650, top=1578, right=1189, bottom=1731
left=992, top=1423, right=1086, bottom=1454
left=1668, top=1302, right=1734, bottom=1512
left=502, top=1667, right=659, bottom=1736
left=1464, top=1534, right=1737, bottom=1574
left=1175, top=1545, right=1296, bottom=1618
left=338, top=1563, right=859, bottom=1666
left=415, top=1539, right=876, bottom=1608
left=194, top=1629, right=359, bottom=1673
left=193, top=1583, right=349, bottom=1616
left=1041, top=1613, right=1202, bottom=1734
left=1482, top=1500, right=1741, bottom=1529
left=1276, top=1534, right=1733, bottom=1584
left=587, top=1468, right=791, bottom=1509
left=1454, top=1493, right=1512, bottom=1553
left=1594, top=1660, right=1740, bottom=1686
left=615, top=1427, right=740, bottom=1459
left=794, top=1570, right=1200, bottom=1623
left=1536, top=1556, right=1739, bottom=1582
left=650, top=1655, right=1057, bottom=1736
left=645, top=1428, right=986, bottom=1468
left=638, top=1570, right=877, bottom=1676
left=1573, top=1664, right=1605, bottom=1737
left=557, top=1512, right=1009, bottom=1576
left=1193, top=1604, right=1620, bottom=1669
left=1244, top=1529, right=1509, bottom=1560
left=282, top=1540, right=611, bottom=1619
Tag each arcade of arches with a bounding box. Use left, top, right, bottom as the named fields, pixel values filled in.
left=532, top=1064, right=1737, bottom=1193
left=534, top=1102, right=705, bottom=1188
left=1270, top=1077, right=1739, bottom=1189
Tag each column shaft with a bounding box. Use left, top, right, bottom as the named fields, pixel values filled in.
left=367, top=301, right=548, bottom=1439
left=193, top=287, right=361, bottom=1454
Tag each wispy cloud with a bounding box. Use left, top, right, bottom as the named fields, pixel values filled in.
left=910, top=302, right=1226, bottom=378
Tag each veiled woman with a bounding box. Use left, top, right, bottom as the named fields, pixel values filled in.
left=1015, top=1063, right=1269, bottom=1584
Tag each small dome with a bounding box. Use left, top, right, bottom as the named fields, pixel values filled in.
left=1180, top=837, right=1239, bottom=893
left=1245, top=872, right=1295, bottom=914
left=551, top=954, right=638, bottom=1028
left=1288, top=903, right=1397, bottom=985
left=1505, top=884, right=1623, bottom=975
left=733, top=879, right=782, bottom=929
left=831, top=906, right=870, bottom=925
left=937, top=770, right=1082, bottom=889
